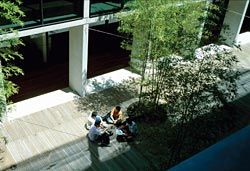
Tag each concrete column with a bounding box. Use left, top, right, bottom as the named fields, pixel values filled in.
left=221, top=0, right=249, bottom=45
left=84, top=0, right=90, bottom=18
left=69, top=25, right=89, bottom=96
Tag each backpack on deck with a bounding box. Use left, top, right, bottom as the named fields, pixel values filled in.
left=101, top=132, right=110, bottom=146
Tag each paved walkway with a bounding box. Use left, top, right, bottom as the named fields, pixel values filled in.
left=234, top=33, right=250, bottom=98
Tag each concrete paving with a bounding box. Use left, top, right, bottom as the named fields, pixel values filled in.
left=234, top=33, right=250, bottom=98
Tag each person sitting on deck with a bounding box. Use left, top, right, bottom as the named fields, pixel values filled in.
left=116, top=118, right=138, bottom=142
left=88, top=119, right=110, bottom=146
left=103, top=106, right=123, bottom=125
left=126, top=118, right=138, bottom=137
left=86, top=111, right=107, bottom=130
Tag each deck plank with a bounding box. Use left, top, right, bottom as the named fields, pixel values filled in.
left=1, top=85, right=152, bottom=170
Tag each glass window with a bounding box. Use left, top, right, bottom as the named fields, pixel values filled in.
left=0, top=0, right=41, bottom=30
left=21, top=0, right=43, bottom=28
left=0, top=0, right=83, bottom=30
left=90, top=0, right=124, bottom=17
left=42, top=0, right=83, bottom=24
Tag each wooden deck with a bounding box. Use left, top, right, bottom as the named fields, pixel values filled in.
left=0, top=86, right=151, bottom=170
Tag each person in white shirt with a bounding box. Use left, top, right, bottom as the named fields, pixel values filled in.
left=86, top=111, right=107, bottom=130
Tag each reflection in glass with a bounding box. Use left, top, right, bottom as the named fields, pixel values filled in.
left=90, top=0, right=124, bottom=17
left=0, top=0, right=83, bottom=30
left=20, top=0, right=42, bottom=28
left=42, top=0, right=83, bottom=24
left=0, top=0, right=41, bottom=30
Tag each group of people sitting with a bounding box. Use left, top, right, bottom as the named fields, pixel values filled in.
left=87, top=106, right=138, bottom=146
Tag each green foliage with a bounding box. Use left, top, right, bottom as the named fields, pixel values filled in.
left=118, top=0, right=238, bottom=116
left=118, top=0, right=211, bottom=58
left=118, top=0, right=239, bottom=167
left=118, top=0, right=220, bottom=104
left=0, top=0, right=23, bottom=25
left=0, top=0, right=24, bottom=119
left=160, top=45, right=239, bottom=122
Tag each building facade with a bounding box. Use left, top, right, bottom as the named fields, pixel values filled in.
left=1, top=0, right=131, bottom=102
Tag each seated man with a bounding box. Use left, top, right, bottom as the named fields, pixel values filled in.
left=88, top=120, right=110, bottom=146
left=103, top=106, right=123, bottom=125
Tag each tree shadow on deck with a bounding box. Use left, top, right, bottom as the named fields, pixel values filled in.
left=86, top=137, right=153, bottom=171
left=71, top=78, right=157, bottom=170
left=10, top=132, right=153, bottom=170
left=73, top=79, right=138, bottom=114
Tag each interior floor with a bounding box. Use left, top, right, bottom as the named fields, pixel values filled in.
left=10, top=32, right=69, bottom=102
left=87, top=22, right=130, bottom=78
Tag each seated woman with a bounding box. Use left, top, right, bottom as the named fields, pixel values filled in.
left=103, top=106, right=123, bottom=125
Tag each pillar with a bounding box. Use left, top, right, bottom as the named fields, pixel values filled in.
left=69, top=24, right=89, bottom=96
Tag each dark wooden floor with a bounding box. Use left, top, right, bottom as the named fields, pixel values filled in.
left=87, top=52, right=130, bottom=78
left=10, top=52, right=129, bottom=102
left=10, top=63, right=69, bottom=102
left=87, top=23, right=130, bottom=78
